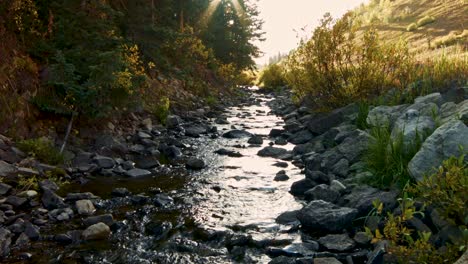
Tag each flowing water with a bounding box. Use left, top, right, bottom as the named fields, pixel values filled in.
left=29, top=89, right=303, bottom=263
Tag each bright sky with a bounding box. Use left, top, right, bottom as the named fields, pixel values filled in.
left=254, top=0, right=369, bottom=65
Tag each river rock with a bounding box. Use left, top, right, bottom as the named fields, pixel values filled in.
left=290, top=178, right=316, bottom=196
left=134, top=155, right=160, bottom=169
left=409, top=120, right=468, bottom=181
left=274, top=171, right=289, bottom=181
left=318, top=233, right=356, bottom=252
left=0, top=183, right=12, bottom=196
left=248, top=135, right=263, bottom=145
left=222, top=129, right=252, bottom=138
left=82, top=222, right=111, bottom=240
left=276, top=210, right=299, bottom=224
left=39, top=179, right=59, bottom=192
left=215, top=117, right=230, bottom=124
left=24, top=222, right=40, bottom=241
left=75, top=200, right=96, bottom=216
left=269, top=129, right=285, bottom=137
left=215, top=148, right=243, bottom=157
left=258, top=146, right=288, bottom=158
left=314, top=257, right=342, bottom=264
left=125, top=168, right=152, bottom=178
left=65, top=192, right=99, bottom=201
left=0, top=227, right=12, bottom=257
left=391, top=109, right=435, bottom=144
left=0, top=160, right=16, bottom=177
left=186, top=158, right=206, bottom=170
left=166, top=115, right=182, bottom=129
left=111, top=188, right=130, bottom=197
left=342, top=186, right=398, bottom=217
left=185, top=125, right=207, bottom=138
left=93, top=155, right=115, bottom=169
left=297, top=200, right=357, bottom=232
left=160, top=145, right=182, bottom=159
left=289, top=130, right=313, bottom=145
left=367, top=104, right=409, bottom=128
left=83, top=214, right=114, bottom=227
left=304, top=184, right=339, bottom=203
left=6, top=196, right=28, bottom=208
left=145, top=221, right=172, bottom=240
left=41, top=188, right=66, bottom=210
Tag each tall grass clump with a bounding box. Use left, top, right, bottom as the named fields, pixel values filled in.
left=406, top=23, right=418, bottom=32
left=17, top=138, right=64, bottom=165
left=364, top=125, right=425, bottom=189
left=356, top=101, right=370, bottom=130
left=416, top=15, right=436, bottom=27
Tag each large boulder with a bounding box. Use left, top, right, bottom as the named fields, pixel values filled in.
left=367, top=104, right=409, bottom=128
left=0, top=160, right=16, bottom=177
left=297, top=200, right=357, bottom=232
left=408, top=120, right=468, bottom=181
left=184, top=125, right=207, bottom=138
left=288, top=130, right=313, bottom=145
left=222, top=129, right=252, bottom=139
left=391, top=109, right=435, bottom=144
left=0, top=228, right=12, bottom=257
left=318, top=233, right=356, bottom=252
left=342, top=186, right=398, bottom=217
left=82, top=222, right=111, bottom=240
left=257, top=146, right=288, bottom=158
left=42, top=188, right=66, bottom=210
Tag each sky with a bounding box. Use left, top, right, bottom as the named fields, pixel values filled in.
left=254, top=0, right=369, bottom=65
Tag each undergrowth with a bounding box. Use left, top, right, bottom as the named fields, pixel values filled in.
left=17, top=138, right=64, bottom=165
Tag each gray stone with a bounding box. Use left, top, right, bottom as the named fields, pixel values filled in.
left=409, top=120, right=468, bottom=181
left=0, top=227, right=12, bottom=257
left=125, top=168, right=152, bottom=178
left=134, top=155, right=160, bottom=169
left=290, top=178, right=316, bottom=196
left=276, top=210, right=299, bottom=224
left=275, top=137, right=288, bottom=145
left=83, top=214, right=114, bottom=227
left=222, top=129, right=252, bottom=138
left=215, top=117, right=230, bottom=124
left=304, top=184, right=339, bottom=203
left=297, top=200, right=357, bottom=232
left=318, top=233, right=356, bottom=252
left=331, top=158, right=349, bottom=177
left=49, top=208, right=74, bottom=221
left=186, top=158, right=205, bottom=170
left=391, top=109, right=435, bottom=144
left=75, top=200, right=96, bottom=216
left=305, top=170, right=330, bottom=184
left=0, top=160, right=16, bottom=177
left=330, top=180, right=346, bottom=194
left=41, top=188, right=66, bottom=210
left=166, top=115, right=182, bottom=129
left=354, top=232, right=371, bottom=246
left=65, top=192, right=99, bottom=201
left=82, top=222, right=111, bottom=240
left=337, top=130, right=371, bottom=163
left=289, top=130, right=313, bottom=145
left=17, top=167, right=40, bottom=176
left=185, top=125, right=207, bottom=137
left=215, top=148, right=243, bottom=157
left=414, top=92, right=443, bottom=106
left=0, top=183, right=12, bottom=196
left=342, top=186, right=398, bottom=217
left=137, top=131, right=152, bottom=140
left=93, top=155, right=115, bottom=169
left=111, top=188, right=130, bottom=197
left=24, top=222, right=40, bottom=240
left=367, top=104, right=409, bottom=128
left=248, top=135, right=263, bottom=145
left=306, top=107, right=347, bottom=135
left=314, top=257, right=342, bottom=264
left=258, top=146, right=288, bottom=158
left=269, top=129, right=285, bottom=137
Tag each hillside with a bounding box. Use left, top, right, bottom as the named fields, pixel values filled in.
left=354, top=0, right=467, bottom=59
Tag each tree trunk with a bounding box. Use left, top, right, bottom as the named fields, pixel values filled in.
left=60, top=113, right=76, bottom=154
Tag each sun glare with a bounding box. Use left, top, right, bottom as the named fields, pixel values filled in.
left=202, top=0, right=244, bottom=24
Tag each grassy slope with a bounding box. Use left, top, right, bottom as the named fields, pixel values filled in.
left=354, top=0, right=467, bottom=59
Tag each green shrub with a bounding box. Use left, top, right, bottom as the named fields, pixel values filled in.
left=151, top=96, right=171, bottom=125
left=364, top=125, right=425, bottom=189
left=205, top=95, right=218, bottom=107
left=406, top=23, right=418, bottom=32
left=258, top=63, right=287, bottom=89
left=417, top=16, right=436, bottom=27
left=356, top=101, right=370, bottom=130
left=410, top=155, right=468, bottom=227
left=17, top=138, right=64, bottom=165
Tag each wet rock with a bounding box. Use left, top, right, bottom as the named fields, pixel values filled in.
left=215, top=117, right=230, bottom=124
left=215, top=148, right=243, bottom=157
left=273, top=161, right=288, bottom=168
left=354, top=232, right=371, bottom=246
left=269, top=129, right=285, bottom=137
left=409, top=120, right=468, bottom=181
left=18, top=252, right=32, bottom=260
left=268, top=256, right=296, bottom=264
left=222, top=129, right=252, bottom=139
left=83, top=214, right=114, bottom=227
left=111, top=188, right=130, bottom=197
left=274, top=171, right=290, bottom=181
left=276, top=210, right=299, bottom=225
left=75, top=200, right=96, bottom=216
left=153, top=194, right=174, bottom=207
left=15, top=232, right=30, bottom=247
left=185, top=125, right=208, bottom=138
left=0, top=160, right=16, bottom=177
left=166, top=115, right=182, bottom=129
left=186, top=158, right=206, bottom=170
left=274, top=137, right=288, bottom=145
left=0, top=227, right=12, bottom=257
left=290, top=178, right=316, bottom=196
left=18, top=190, right=38, bottom=198
left=65, top=192, right=98, bottom=201
left=257, top=146, right=288, bottom=158
left=49, top=208, right=74, bottom=221
left=305, top=170, right=330, bottom=184
left=41, top=188, right=66, bottom=210
left=314, top=257, right=342, bottom=264
left=342, top=186, right=398, bottom=217
left=160, top=145, right=182, bottom=159
left=24, top=222, right=40, bottom=241
left=0, top=183, right=12, bottom=196
left=248, top=135, right=263, bottom=145
left=93, top=155, right=115, bottom=169
left=298, top=200, right=357, bottom=232
left=134, top=155, right=160, bottom=169
left=5, top=196, right=28, bottom=208
left=289, top=130, right=313, bottom=145
left=318, top=233, right=356, bottom=252
left=82, top=222, right=111, bottom=240
left=145, top=221, right=172, bottom=240
left=304, top=184, right=339, bottom=203
left=125, top=168, right=152, bottom=178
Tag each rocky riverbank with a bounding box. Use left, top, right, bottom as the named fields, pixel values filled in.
left=0, top=86, right=466, bottom=263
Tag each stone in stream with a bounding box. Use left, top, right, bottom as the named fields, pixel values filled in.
left=304, top=184, right=339, bottom=203
left=274, top=170, right=289, bottom=181
left=273, top=161, right=288, bottom=168
left=290, top=178, right=316, bottom=196
left=222, top=129, right=252, bottom=139
left=184, top=125, right=208, bottom=138
left=134, top=155, right=160, bottom=169
left=75, top=200, right=96, bottom=216
left=297, top=200, right=357, bottom=233
left=0, top=227, right=12, bottom=257
left=41, top=188, right=66, bottom=210
left=166, top=115, right=182, bottom=129
left=288, top=129, right=313, bottom=145
left=125, top=168, right=152, bottom=178
left=318, top=233, right=356, bottom=252
left=276, top=210, right=300, bottom=225
left=248, top=135, right=263, bottom=145
left=269, top=129, right=285, bottom=137
left=82, top=222, right=111, bottom=240
left=145, top=221, right=172, bottom=240
left=65, top=192, right=99, bottom=201
left=186, top=158, right=206, bottom=170
left=274, top=138, right=288, bottom=146
left=215, top=117, right=230, bottom=124
left=111, top=188, right=131, bottom=197
left=257, top=146, right=288, bottom=158
left=83, top=214, right=114, bottom=227
left=0, top=183, right=12, bottom=196
left=215, top=148, right=243, bottom=157
left=93, top=155, right=115, bottom=169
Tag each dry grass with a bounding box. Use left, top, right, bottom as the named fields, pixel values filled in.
left=353, top=0, right=468, bottom=60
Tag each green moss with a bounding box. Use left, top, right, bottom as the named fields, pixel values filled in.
left=17, top=138, right=64, bottom=165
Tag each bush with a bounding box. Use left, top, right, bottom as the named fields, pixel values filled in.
left=284, top=13, right=414, bottom=110
left=17, top=138, right=64, bottom=165
left=417, top=16, right=436, bottom=27
left=151, top=96, right=171, bottom=125
left=434, top=30, right=468, bottom=48
left=406, top=23, right=418, bottom=32
left=258, top=63, right=287, bottom=89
